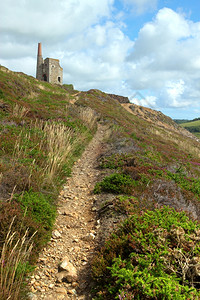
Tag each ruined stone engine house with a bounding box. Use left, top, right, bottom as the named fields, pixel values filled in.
left=36, top=43, right=63, bottom=85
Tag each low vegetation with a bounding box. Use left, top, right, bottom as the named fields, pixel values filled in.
left=0, top=66, right=95, bottom=299
left=78, top=91, right=200, bottom=298
left=92, top=207, right=200, bottom=299
left=0, top=67, right=200, bottom=299
left=94, top=173, right=136, bottom=194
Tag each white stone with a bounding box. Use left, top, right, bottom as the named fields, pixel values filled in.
left=28, top=292, right=38, bottom=300
left=58, top=256, right=78, bottom=283
left=89, top=232, right=96, bottom=239
left=52, top=230, right=61, bottom=239
left=83, top=232, right=96, bottom=241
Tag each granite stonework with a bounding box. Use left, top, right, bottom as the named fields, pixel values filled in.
left=36, top=43, right=63, bottom=85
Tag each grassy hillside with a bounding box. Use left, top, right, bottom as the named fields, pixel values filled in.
left=178, top=119, right=200, bottom=138
left=0, top=67, right=200, bottom=299
left=181, top=120, right=200, bottom=127
left=76, top=91, right=200, bottom=299
left=0, top=66, right=96, bottom=299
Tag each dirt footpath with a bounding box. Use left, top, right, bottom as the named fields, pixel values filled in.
left=29, top=124, right=109, bottom=300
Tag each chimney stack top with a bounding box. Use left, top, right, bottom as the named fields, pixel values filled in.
left=38, top=43, right=42, bottom=56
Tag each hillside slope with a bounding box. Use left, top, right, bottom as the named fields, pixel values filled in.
left=75, top=88, right=200, bottom=220
left=0, top=67, right=200, bottom=299
left=122, top=102, right=198, bottom=140
left=180, top=119, right=200, bottom=139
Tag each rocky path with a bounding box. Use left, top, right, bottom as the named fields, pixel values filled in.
left=29, top=124, right=108, bottom=300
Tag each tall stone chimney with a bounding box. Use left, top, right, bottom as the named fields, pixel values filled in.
left=35, top=42, right=63, bottom=84
left=36, top=42, right=43, bottom=80
left=38, top=42, right=42, bottom=56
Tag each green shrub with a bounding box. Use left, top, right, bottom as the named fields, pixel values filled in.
left=130, top=132, right=138, bottom=140
left=99, top=154, right=135, bottom=169
left=0, top=88, right=5, bottom=99
left=167, top=170, right=200, bottom=197
left=92, top=206, right=200, bottom=299
left=63, top=84, right=74, bottom=91
left=113, top=196, right=155, bottom=216
left=94, top=173, right=136, bottom=194
left=16, top=191, right=56, bottom=232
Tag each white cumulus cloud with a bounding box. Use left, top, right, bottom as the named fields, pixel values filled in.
left=126, top=8, right=200, bottom=111
left=61, top=21, right=133, bottom=91
left=0, top=0, right=114, bottom=40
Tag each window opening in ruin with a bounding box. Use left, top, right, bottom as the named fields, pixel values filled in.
left=58, top=77, right=61, bottom=82
left=43, top=74, right=47, bottom=81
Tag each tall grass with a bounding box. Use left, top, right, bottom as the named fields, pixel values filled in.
left=78, top=106, right=98, bottom=130
left=12, top=131, right=33, bottom=161
left=43, top=122, right=73, bottom=184
left=0, top=172, right=2, bottom=183
left=12, top=104, right=29, bottom=118
left=0, top=217, right=36, bottom=300
left=12, top=119, right=79, bottom=187
left=66, top=104, right=98, bottom=131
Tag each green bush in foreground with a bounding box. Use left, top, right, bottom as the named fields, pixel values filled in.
left=16, top=191, right=56, bottom=232
left=15, top=191, right=56, bottom=257
left=92, top=206, right=200, bottom=299
left=94, top=173, right=136, bottom=194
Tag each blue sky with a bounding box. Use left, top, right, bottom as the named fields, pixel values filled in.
left=0, top=0, right=200, bottom=119
left=117, top=0, right=200, bottom=38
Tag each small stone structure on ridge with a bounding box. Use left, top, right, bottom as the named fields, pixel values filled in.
left=108, top=93, right=130, bottom=103
left=36, top=43, right=63, bottom=85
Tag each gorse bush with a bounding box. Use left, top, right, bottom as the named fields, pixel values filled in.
left=92, top=206, right=200, bottom=299
left=94, top=173, right=136, bottom=194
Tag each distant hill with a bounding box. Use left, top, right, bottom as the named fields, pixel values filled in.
left=174, top=119, right=190, bottom=124
left=176, top=118, right=200, bottom=138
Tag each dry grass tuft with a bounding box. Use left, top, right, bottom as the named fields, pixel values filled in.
left=12, top=120, right=77, bottom=187
left=0, top=216, right=36, bottom=300
left=13, top=131, right=30, bottom=161
left=12, top=104, right=29, bottom=118
left=0, top=172, right=3, bottom=184
left=66, top=104, right=98, bottom=131
left=43, top=122, right=73, bottom=184
left=78, top=106, right=97, bottom=130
